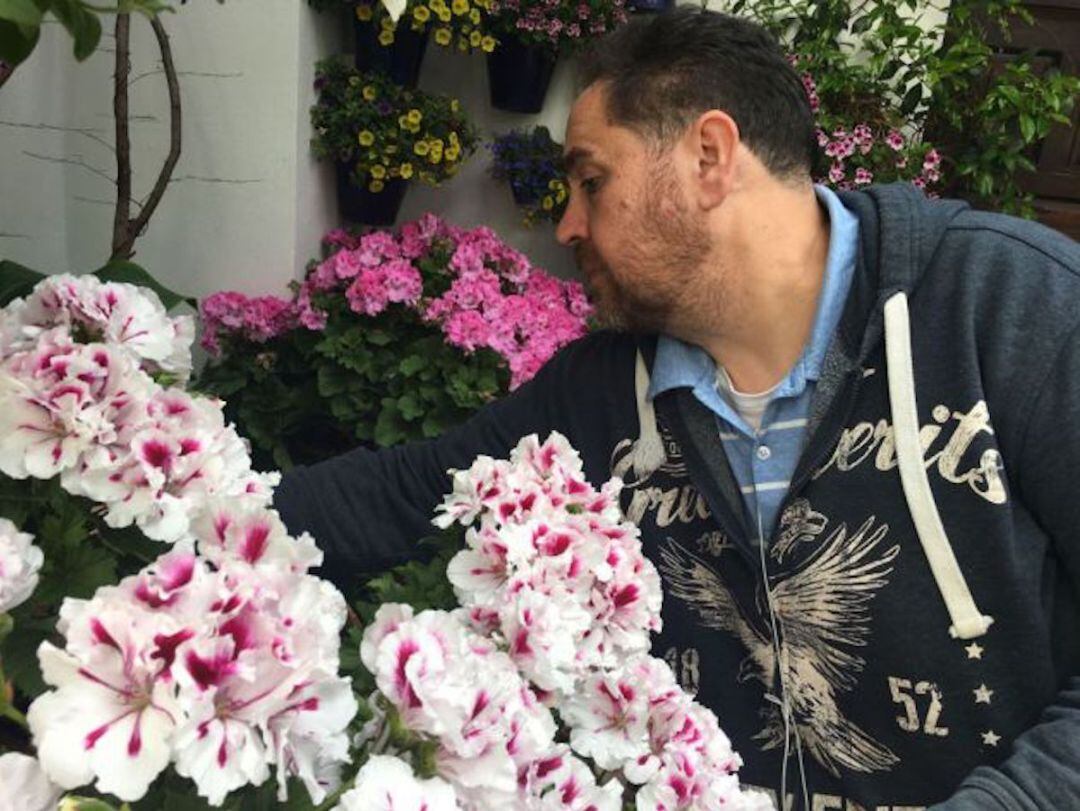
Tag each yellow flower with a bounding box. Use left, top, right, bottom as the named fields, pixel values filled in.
left=432, top=137, right=444, bottom=149
left=481, top=35, right=497, bottom=53
left=355, top=4, right=374, bottom=21
left=400, top=162, right=414, bottom=178
left=450, top=99, right=460, bottom=113
left=369, top=179, right=385, bottom=192
left=429, top=0, right=447, bottom=12
left=448, top=130, right=460, bottom=144
left=385, top=143, right=399, bottom=153
left=348, top=76, right=360, bottom=87
left=429, top=147, right=443, bottom=164
left=380, top=16, right=395, bottom=28
left=362, top=85, right=377, bottom=101
left=413, top=141, right=430, bottom=156
left=378, top=29, right=395, bottom=46
left=445, top=145, right=460, bottom=161
left=542, top=196, right=554, bottom=210
left=452, top=0, right=469, bottom=15
left=470, top=8, right=481, bottom=24
left=469, top=30, right=482, bottom=47
left=370, top=164, right=387, bottom=179
left=437, top=7, right=452, bottom=22
left=548, top=178, right=562, bottom=190
left=413, top=5, right=431, bottom=21
left=406, top=108, right=423, bottom=125
left=358, top=130, right=375, bottom=146
left=434, top=26, right=452, bottom=45
left=398, top=114, right=411, bottom=130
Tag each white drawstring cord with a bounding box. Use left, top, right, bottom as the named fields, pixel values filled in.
left=883, top=292, right=993, bottom=640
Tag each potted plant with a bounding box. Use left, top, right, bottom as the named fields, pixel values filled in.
left=485, top=0, right=629, bottom=113
left=308, top=0, right=497, bottom=87
left=197, top=216, right=593, bottom=467
left=488, top=126, right=570, bottom=225
left=311, top=59, right=478, bottom=225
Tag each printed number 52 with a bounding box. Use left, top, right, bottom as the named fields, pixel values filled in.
left=888, top=676, right=949, bottom=737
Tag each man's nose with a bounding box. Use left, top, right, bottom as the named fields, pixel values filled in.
left=556, top=195, right=587, bottom=246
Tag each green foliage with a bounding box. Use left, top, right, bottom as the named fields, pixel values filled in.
left=0, top=258, right=45, bottom=306
left=0, top=0, right=176, bottom=66
left=311, top=58, right=479, bottom=192
left=195, top=242, right=511, bottom=470
left=732, top=0, right=1080, bottom=214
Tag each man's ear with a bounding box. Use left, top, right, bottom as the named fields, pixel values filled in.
left=691, top=110, right=739, bottom=210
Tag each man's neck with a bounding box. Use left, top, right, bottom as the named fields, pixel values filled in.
left=682, top=183, right=831, bottom=394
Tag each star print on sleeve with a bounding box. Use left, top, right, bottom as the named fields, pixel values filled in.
left=973, top=684, right=994, bottom=704
left=981, top=730, right=1001, bottom=747
left=965, top=643, right=984, bottom=660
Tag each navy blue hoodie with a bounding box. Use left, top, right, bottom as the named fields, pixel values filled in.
left=275, top=184, right=1080, bottom=810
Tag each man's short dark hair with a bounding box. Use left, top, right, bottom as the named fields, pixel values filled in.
left=578, top=7, right=816, bottom=179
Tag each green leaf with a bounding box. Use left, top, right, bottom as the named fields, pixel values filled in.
left=0, top=0, right=42, bottom=26
left=899, top=84, right=922, bottom=116
left=0, top=16, right=39, bottom=65
left=373, top=400, right=406, bottom=447
left=399, top=355, right=427, bottom=376
left=50, top=0, right=103, bottom=61
left=365, top=328, right=393, bottom=347
left=850, top=14, right=873, bottom=34
left=2, top=616, right=50, bottom=697
left=1018, top=113, right=1035, bottom=143
left=93, top=260, right=195, bottom=310
left=0, top=258, right=45, bottom=306
left=397, top=392, right=423, bottom=420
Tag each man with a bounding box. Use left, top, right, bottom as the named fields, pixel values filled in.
left=274, top=8, right=1080, bottom=809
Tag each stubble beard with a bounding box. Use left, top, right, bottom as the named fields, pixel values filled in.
left=576, top=164, right=713, bottom=334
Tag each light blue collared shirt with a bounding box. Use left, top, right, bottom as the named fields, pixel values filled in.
left=647, top=185, right=859, bottom=540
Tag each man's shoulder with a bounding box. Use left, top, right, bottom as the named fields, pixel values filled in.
left=941, top=207, right=1080, bottom=278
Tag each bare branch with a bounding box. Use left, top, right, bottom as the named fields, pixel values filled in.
left=112, top=14, right=182, bottom=262
left=111, top=13, right=133, bottom=259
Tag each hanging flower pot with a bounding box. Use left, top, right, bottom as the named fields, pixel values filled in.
left=486, top=33, right=557, bottom=114
left=336, top=163, right=410, bottom=226
left=313, top=61, right=479, bottom=226
left=626, top=0, right=675, bottom=12
left=353, top=11, right=430, bottom=88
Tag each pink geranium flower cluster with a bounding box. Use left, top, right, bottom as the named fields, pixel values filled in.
left=0, top=275, right=358, bottom=807
left=199, top=291, right=299, bottom=357
left=347, top=432, right=767, bottom=810
left=0, top=274, right=194, bottom=384
left=201, top=215, right=592, bottom=390
left=788, top=56, right=944, bottom=195
left=436, top=433, right=662, bottom=696
left=28, top=537, right=355, bottom=806
left=0, top=326, right=278, bottom=544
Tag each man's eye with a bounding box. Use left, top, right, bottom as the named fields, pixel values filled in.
left=582, top=177, right=601, bottom=195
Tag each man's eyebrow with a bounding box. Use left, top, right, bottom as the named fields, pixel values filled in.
left=560, top=147, right=595, bottom=176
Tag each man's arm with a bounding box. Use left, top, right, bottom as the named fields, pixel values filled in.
left=272, top=332, right=632, bottom=590
left=933, top=321, right=1080, bottom=810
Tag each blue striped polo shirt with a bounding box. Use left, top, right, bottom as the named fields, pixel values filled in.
left=646, top=185, right=859, bottom=542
